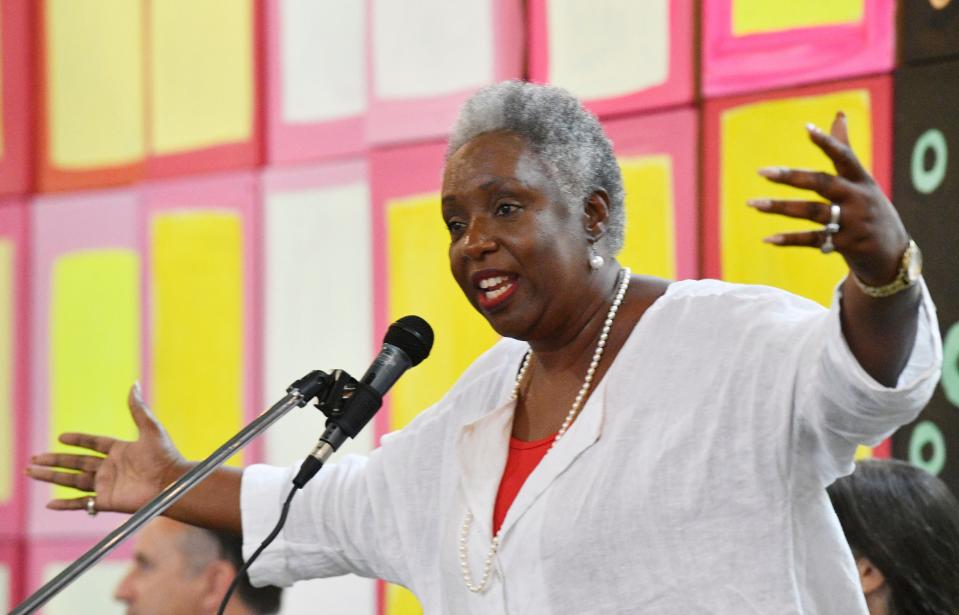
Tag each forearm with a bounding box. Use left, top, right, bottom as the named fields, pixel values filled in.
left=839, top=276, right=922, bottom=387
left=160, top=462, right=244, bottom=534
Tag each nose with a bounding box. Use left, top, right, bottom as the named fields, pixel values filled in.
left=460, top=219, right=497, bottom=260
left=114, top=569, right=135, bottom=604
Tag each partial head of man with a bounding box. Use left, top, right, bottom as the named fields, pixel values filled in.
left=114, top=517, right=282, bottom=615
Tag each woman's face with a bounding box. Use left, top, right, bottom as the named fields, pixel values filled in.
left=441, top=131, right=596, bottom=341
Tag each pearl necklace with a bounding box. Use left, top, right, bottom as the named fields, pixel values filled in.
left=458, top=268, right=631, bottom=593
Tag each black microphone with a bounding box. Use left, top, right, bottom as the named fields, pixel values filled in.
left=293, top=316, right=433, bottom=488
left=360, top=315, right=434, bottom=394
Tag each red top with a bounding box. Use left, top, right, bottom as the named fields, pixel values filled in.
left=492, top=432, right=556, bottom=534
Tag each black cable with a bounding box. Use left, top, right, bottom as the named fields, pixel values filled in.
left=217, top=485, right=298, bottom=615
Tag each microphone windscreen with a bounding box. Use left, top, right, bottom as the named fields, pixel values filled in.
left=385, top=316, right=434, bottom=366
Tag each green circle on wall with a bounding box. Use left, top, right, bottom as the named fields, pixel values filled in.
left=909, top=420, right=947, bottom=476
left=943, top=321, right=959, bottom=408
left=911, top=128, right=948, bottom=195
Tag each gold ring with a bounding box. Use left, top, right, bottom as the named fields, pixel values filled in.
left=86, top=496, right=97, bottom=517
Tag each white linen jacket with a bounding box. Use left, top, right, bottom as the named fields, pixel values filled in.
left=242, top=279, right=942, bottom=614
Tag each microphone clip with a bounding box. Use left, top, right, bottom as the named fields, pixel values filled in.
left=291, top=369, right=385, bottom=490
left=314, top=369, right=383, bottom=439
left=313, top=369, right=358, bottom=418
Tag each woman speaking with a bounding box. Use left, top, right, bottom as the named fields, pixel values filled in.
left=27, top=82, right=942, bottom=613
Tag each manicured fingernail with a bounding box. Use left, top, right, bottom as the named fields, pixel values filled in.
left=747, top=199, right=772, bottom=210
left=805, top=122, right=821, bottom=134
left=758, top=167, right=784, bottom=179
left=763, top=235, right=785, bottom=244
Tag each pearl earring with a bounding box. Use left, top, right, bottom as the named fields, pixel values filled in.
left=589, top=245, right=604, bottom=270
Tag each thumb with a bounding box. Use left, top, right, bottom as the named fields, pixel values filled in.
left=127, top=381, right=161, bottom=436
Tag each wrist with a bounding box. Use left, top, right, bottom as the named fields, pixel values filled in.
left=160, top=459, right=191, bottom=489
left=851, top=239, right=922, bottom=298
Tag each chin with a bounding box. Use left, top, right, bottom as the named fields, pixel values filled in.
left=477, top=306, right=536, bottom=342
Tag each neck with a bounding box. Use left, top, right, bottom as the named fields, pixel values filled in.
left=527, top=265, right=622, bottom=372
left=865, top=587, right=891, bottom=615
left=214, top=598, right=252, bottom=615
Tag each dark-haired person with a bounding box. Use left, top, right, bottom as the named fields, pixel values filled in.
left=27, top=82, right=942, bottom=613
left=114, top=517, right=281, bottom=615
left=828, top=459, right=959, bottom=615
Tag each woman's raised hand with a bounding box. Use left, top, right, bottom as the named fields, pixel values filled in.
left=747, top=111, right=923, bottom=387
left=26, top=382, right=187, bottom=515
left=747, top=111, right=910, bottom=288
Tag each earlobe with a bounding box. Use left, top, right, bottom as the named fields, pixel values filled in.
left=202, top=561, right=238, bottom=612
left=584, top=190, right=610, bottom=241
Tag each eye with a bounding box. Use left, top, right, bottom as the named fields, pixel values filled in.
left=445, top=218, right=466, bottom=235
left=494, top=202, right=521, bottom=217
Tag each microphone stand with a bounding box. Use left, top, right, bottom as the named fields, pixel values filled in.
left=11, top=370, right=335, bottom=615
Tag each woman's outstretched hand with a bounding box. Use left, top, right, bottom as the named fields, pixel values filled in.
left=747, top=111, right=909, bottom=287
left=748, top=111, right=922, bottom=387
left=26, top=382, right=187, bottom=515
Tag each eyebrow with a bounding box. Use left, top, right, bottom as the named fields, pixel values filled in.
left=443, top=177, right=529, bottom=204
left=481, top=177, right=529, bottom=192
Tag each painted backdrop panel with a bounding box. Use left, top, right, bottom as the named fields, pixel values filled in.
left=0, top=0, right=30, bottom=195
left=143, top=173, right=260, bottom=466
left=703, top=77, right=892, bottom=307
left=37, top=0, right=145, bottom=191
left=0, top=202, right=26, bottom=538
left=262, top=161, right=374, bottom=463
left=899, top=0, right=959, bottom=65
left=146, top=0, right=260, bottom=179
left=702, top=0, right=895, bottom=97
left=366, top=0, right=523, bottom=144
left=891, top=60, right=959, bottom=493
left=603, top=108, right=698, bottom=280
left=267, top=0, right=367, bottom=163
left=528, top=0, right=693, bottom=116
left=262, top=161, right=377, bottom=615
left=25, top=539, right=130, bottom=615
left=29, top=190, right=142, bottom=536
left=0, top=540, right=23, bottom=611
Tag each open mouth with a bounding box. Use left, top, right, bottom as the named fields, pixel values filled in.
left=473, top=272, right=518, bottom=310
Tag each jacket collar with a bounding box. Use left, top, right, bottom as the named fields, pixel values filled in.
left=455, top=381, right=608, bottom=540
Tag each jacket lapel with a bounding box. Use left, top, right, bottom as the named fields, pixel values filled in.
left=498, top=381, right=607, bottom=538
left=456, top=399, right=515, bottom=539
left=455, top=379, right=608, bottom=540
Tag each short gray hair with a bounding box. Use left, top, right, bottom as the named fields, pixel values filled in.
left=447, top=81, right=626, bottom=254
left=176, top=524, right=282, bottom=614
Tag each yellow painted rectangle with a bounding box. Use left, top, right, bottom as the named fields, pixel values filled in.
left=386, top=193, right=499, bottom=431
left=151, top=211, right=244, bottom=464
left=45, top=0, right=145, bottom=168
left=719, top=89, right=873, bottom=307
left=0, top=242, right=12, bottom=503
left=50, top=250, right=140, bottom=499
left=386, top=584, right=422, bottom=615
left=618, top=155, right=676, bottom=279
left=149, top=0, right=253, bottom=154
left=732, top=0, right=864, bottom=36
